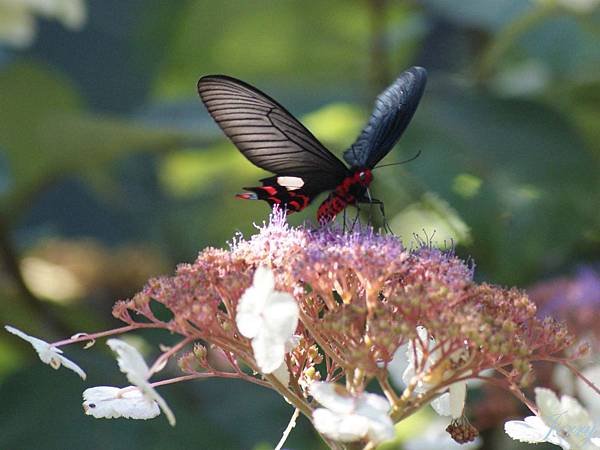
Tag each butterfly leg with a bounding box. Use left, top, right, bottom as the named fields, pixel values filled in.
left=350, top=204, right=362, bottom=232
left=359, top=192, right=394, bottom=235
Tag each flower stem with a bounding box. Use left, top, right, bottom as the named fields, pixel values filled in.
left=50, top=323, right=160, bottom=347
left=274, top=408, right=300, bottom=450
left=148, top=337, right=194, bottom=376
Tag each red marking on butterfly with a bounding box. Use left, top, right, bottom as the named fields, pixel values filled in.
left=198, top=67, right=426, bottom=223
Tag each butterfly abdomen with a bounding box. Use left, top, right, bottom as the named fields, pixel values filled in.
left=317, top=194, right=352, bottom=223
left=316, top=169, right=372, bottom=223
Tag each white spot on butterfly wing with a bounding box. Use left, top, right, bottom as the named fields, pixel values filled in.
left=276, top=176, right=304, bottom=191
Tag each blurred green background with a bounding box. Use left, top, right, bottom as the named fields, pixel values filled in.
left=1, top=0, right=599, bottom=449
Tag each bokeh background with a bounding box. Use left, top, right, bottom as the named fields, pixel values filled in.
left=1, top=1, right=599, bottom=449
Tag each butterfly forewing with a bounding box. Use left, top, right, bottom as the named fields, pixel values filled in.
left=198, top=75, right=348, bottom=196
left=343, top=66, right=427, bottom=169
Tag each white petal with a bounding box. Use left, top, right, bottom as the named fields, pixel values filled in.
left=535, top=387, right=563, bottom=417
left=271, top=362, right=290, bottom=386
left=253, top=266, right=275, bottom=292
left=431, top=392, right=451, bottom=417
left=107, top=339, right=150, bottom=384
left=5, top=325, right=86, bottom=379
left=388, top=343, right=409, bottom=388
left=235, top=266, right=275, bottom=338
left=559, top=394, right=593, bottom=427
left=416, top=326, right=429, bottom=343
left=83, top=386, right=160, bottom=420
left=284, top=334, right=301, bottom=352
left=553, top=364, right=576, bottom=396
left=309, top=382, right=356, bottom=414
left=252, top=334, right=285, bottom=374
left=365, top=414, right=396, bottom=445
left=504, top=417, right=549, bottom=444
left=235, top=305, right=263, bottom=339
left=312, top=408, right=369, bottom=442
left=504, top=416, right=575, bottom=450
left=578, top=365, right=600, bottom=416
left=449, top=381, right=466, bottom=418
left=262, top=292, right=298, bottom=339
left=357, top=397, right=395, bottom=445
left=135, top=379, right=176, bottom=426
left=405, top=418, right=482, bottom=450
left=106, top=339, right=176, bottom=426
left=359, top=392, right=392, bottom=415
left=536, top=387, right=593, bottom=432
left=236, top=289, right=265, bottom=339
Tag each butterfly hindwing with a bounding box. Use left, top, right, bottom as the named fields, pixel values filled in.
left=236, top=176, right=312, bottom=213
left=343, top=66, right=427, bottom=169
left=198, top=75, right=349, bottom=200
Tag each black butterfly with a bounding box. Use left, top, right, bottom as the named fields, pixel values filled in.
left=197, top=66, right=426, bottom=223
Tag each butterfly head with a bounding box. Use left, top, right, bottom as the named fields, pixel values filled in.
left=353, top=169, right=373, bottom=187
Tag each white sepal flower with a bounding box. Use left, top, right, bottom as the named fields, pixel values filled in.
left=577, top=365, right=600, bottom=418
left=309, top=381, right=395, bottom=445
left=105, top=339, right=176, bottom=426
left=272, top=362, right=290, bottom=386
left=5, top=325, right=86, bottom=379
left=83, top=386, right=160, bottom=420
left=404, top=418, right=482, bottom=450
left=392, top=326, right=467, bottom=418
left=236, top=266, right=299, bottom=374
left=430, top=381, right=467, bottom=419
left=505, top=387, right=600, bottom=450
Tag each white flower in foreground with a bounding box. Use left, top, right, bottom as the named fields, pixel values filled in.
left=505, top=387, right=600, bottom=450
left=98, top=339, right=176, bottom=426
left=4, top=325, right=86, bottom=379
left=577, top=365, right=600, bottom=418
left=236, top=266, right=299, bottom=374
left=404, top=418, right=482, bottom=450
left=393, top=326, right=467, bottom=418
left=309, top=381, right=395, bottom=445
left=0, top=0, right=86, bottom=48
left=83, top=386, right=160, bottom=420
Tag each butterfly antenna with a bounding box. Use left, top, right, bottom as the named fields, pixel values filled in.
left=373, top=150, right=422, bottom=170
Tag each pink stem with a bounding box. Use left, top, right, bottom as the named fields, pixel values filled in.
left=51, top=323, right=160, bottom=347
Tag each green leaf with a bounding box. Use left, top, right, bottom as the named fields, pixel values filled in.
left=410, top=88, right=599, bottom=283
left=0, top=62, right=201, bottom=219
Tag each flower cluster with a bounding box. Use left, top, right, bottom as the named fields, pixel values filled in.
left=5, top=208, right=598, bottom=449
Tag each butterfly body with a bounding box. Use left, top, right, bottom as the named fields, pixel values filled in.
left=198, top=67, right=426, bottom=223
left=316, top=169, right=373, bottom=223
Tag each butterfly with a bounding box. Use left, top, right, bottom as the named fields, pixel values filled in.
left=197, top=66, right=427, bottom=224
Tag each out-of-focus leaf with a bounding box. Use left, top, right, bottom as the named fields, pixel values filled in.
left=158, top=145, right=261, bottom=198
left=561, top=80, right=600, bottom=156
left=519, top=15, right=600, bottom=78
left=390, top=192, right=472, bottom=247
left=490, top=59, right=551, bottom=97
left=302, top=103, right=364, bottom=149
left=409, top=87, right=599, bottom=283
left=452, top=173, right=483, bottom=199
left=152, top=1, right=421, bottom=98
left=421, top=0, right=534, bottom=30
left=0, top=62, right=201, bottom=218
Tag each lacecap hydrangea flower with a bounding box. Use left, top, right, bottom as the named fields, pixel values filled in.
left=6, top=207, right=595, bottom=450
